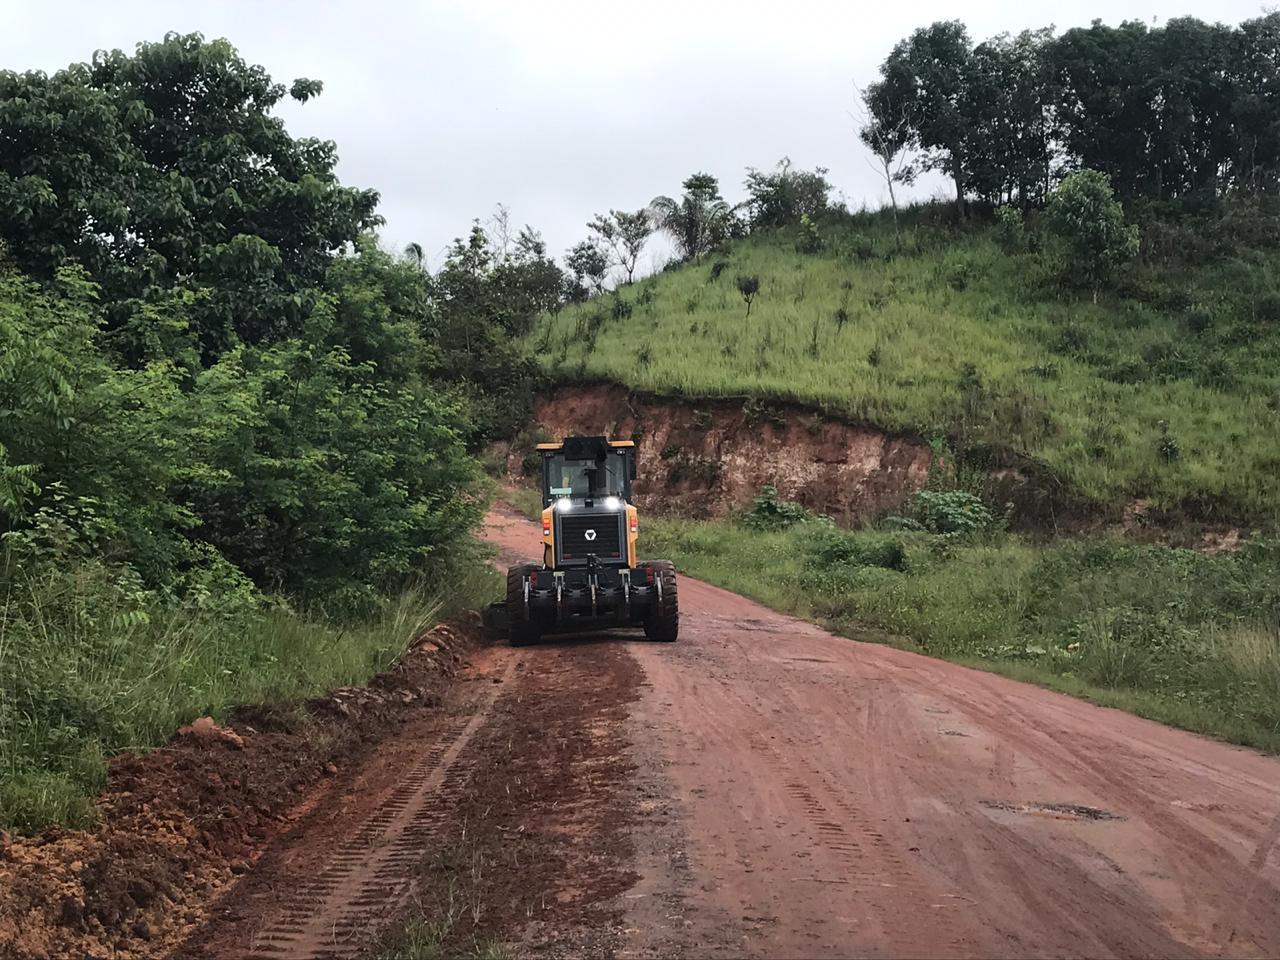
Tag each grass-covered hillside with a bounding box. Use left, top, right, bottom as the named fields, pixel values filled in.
left=533, top=205, right=1280, bottom=525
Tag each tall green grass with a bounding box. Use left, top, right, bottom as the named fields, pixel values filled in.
left=0, top=550, right=501, bottom=833
left=532, top=209, right=1280, bottom=523
left=642, top=514, right=1280, bottom=751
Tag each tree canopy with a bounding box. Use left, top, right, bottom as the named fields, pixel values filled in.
left=863, top=14, right=1280, bottom=209
left=650, top=173, right=735, bottom=261
left=0, top=34, right=539, bottom=614
left=0, top=32, right=381, bottom=360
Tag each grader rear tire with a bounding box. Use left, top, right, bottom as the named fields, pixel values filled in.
left=506, top=563, right=542, bottom=647
left=640, top=560, right=679, bottom=642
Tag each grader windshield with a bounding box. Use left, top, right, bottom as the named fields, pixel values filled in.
left=540, top=438, right=634, bottom=506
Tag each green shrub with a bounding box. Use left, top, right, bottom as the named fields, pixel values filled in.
left=795, top=214, right=824, bottom=254
left=995, top=206, right=1026, bottom=253
left=743, top=485, right=815, bottom=530
left=803, top=526, right=906, bottom=571
left=943, top=254, right=977, bottom=291
left=1045, top=169, right=1140, bottom=299
left=843, top=233, right=876, bottom=261
left=890, top=490, right=996, bottom=537
left=1157, top=420, right=1181, bottom=463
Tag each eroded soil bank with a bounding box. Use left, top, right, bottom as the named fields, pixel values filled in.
left=512, top=383, right=1087, bottom=529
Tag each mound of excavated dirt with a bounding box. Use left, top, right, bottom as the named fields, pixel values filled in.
left=0, top=617, right=487, bottom=960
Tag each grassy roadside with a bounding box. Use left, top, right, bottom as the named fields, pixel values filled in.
left=0, top=548, right=501, bottom=833
left=638, top=510, right=1280, bottom=752
left=503, top=486, right=544, bottom=521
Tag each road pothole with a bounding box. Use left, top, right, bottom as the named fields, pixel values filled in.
left=980, top=800, right=1124, bottom=822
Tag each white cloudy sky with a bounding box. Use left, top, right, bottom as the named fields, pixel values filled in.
left=2, top=1, right=1268, bottom=271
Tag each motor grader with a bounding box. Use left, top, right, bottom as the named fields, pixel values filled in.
left=504, top=435, right=679, bottom=646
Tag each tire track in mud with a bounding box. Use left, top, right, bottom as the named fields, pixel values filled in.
left=242, top=656, right=519, bottom=960
left=746, top=729, right=971, bottom=956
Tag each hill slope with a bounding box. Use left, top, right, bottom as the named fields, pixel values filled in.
left=532, top=208, right=1280, bottom=524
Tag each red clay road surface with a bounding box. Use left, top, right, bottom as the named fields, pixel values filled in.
left=483, top=507, right=1280, bottom=959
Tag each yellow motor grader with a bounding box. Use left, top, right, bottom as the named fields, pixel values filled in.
left=504, top=436, right=679, bottom=646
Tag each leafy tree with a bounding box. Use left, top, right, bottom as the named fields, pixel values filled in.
left=491, top=228, right=566, bottom=331
left=870, top=21, right=974, bottom=217
left=650, top=173, right=734, bottom=261
left=1045, top=170, right=1140, bottom=300
left=961, top=29, right=1055, bottom=206
left=1145, top=18, right=1236, bottom=200
left=565, top=239, right=610, bottom=296
left=430, top=224, right=542, bottom=442
left=0, top=33, right=380, bottom=360
left=864, top=14, right=1280, bottom=207
left=1232, top=14, right=1280, bottom=195
left=1047, top=21, right=1167, bottom=201
left=857, top=83, right=914, bottom=232
left=743, top=158, right=832, bottom=230
left=588, top=209, right=652, bottom=284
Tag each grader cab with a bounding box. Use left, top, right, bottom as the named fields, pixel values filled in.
left=504, top=436, right=679, bottom=646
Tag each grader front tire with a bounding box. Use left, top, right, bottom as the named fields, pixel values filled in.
left=505, top=563, right=542, bottom=647
left=641, top=560, right=679, bottom=642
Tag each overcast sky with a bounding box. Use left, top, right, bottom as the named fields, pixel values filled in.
left=3, top=1, right=1270, bottom=272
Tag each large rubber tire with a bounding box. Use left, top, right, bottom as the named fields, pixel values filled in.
left=640, top=560, right=679, bottom=642
left=506, top=563, right=542, bottom=647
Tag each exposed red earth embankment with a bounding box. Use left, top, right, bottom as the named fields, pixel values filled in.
left=516, top=382, right=1092, bottom=529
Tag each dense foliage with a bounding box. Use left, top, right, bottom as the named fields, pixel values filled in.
left=864, top=15, right=1280, bottom=209
left=0, top=33, right=380, bottom=360
left=0, top=35, right=531, bottom=831
left=743, top=159, right=833, bottom=230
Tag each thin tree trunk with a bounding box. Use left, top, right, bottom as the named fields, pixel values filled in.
left=886, top=160, right=900, bottom=234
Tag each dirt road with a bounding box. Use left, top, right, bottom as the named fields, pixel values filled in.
left=479, top=507, right=1280, bottom=959
left=170, top=507, right=1280, bottom=959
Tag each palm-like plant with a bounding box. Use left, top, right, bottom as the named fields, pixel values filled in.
left=649, top=173, right=733, bottom=262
